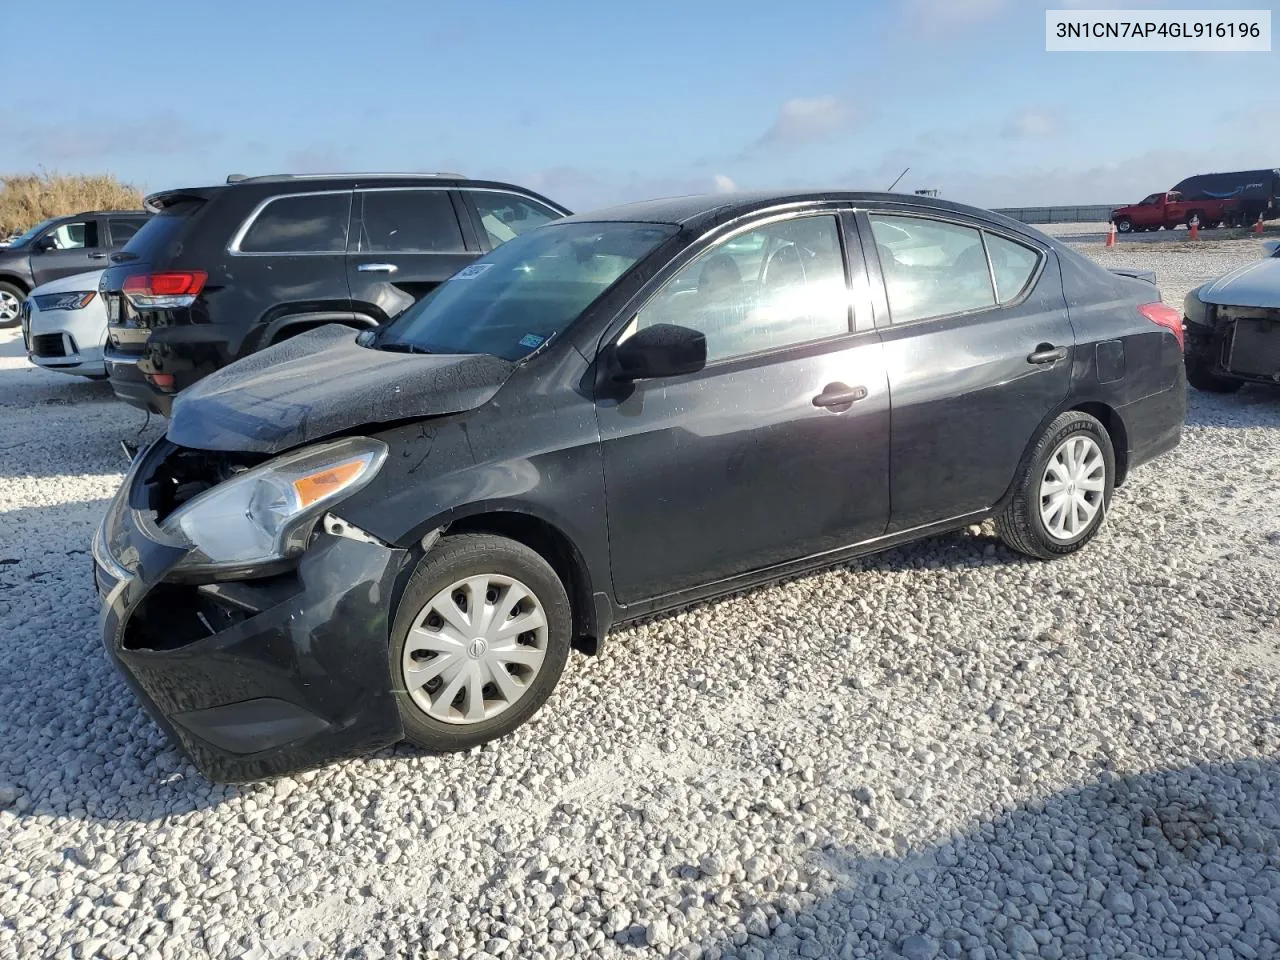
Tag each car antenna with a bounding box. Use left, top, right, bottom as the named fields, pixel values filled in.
left=886, top=167, right=910, bottom=192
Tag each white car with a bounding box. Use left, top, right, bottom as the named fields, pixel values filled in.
left=21, top=269, right=108, bottom=379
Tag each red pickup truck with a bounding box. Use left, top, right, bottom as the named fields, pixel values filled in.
left=1109, top=191, right=1241, bottom=233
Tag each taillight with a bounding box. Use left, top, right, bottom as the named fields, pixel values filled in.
left=121, top=271, right=207, bottom=309
left=1138, top=302, right=1184, bottom=351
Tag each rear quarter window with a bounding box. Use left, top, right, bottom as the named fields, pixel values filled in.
left=236, top=192, right=351, bottom=254
left=984, top=233, right=1042, bottom=303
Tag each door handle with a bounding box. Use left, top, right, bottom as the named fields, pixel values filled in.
left=1027, top=344, right=1067, bottom=364
left=88, top=252, right=108, bottom=260
left=812, top=382, right=868, bottom=411
left=356, top=262, right=398, bottom=273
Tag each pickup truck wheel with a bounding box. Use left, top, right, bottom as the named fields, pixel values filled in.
left=1186, top=357, right=1242, bottom=394
left=1114, top=217, right=1132, bottom=234
left=1185, top=210, right=1205, bottom=229
left=0, top=282, right=23, bottom=328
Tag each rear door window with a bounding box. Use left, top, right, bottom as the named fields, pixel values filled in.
left=469, top=191, right=562, bottom=247
left=356, top=190, right=465, bottom=253
left=868, top=214, right=995, bottom=324
left=107, top=218, right=147, bottom=246
left=236, top=192, right=352, bottom=254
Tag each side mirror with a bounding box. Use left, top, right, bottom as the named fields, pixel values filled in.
left=612, top=322, right=706, bottom=381
left=33, top=235, right=57, bottom=252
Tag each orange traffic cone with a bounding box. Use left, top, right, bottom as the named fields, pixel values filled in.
left=1189, top=216, right=1200, bottom=240
left=1105, top=222, right=1116, bottom=248
left=1256, top=213, right=1266, bottom=235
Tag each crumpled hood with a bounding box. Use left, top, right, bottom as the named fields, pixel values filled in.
left=1198, top=255, right=1280, bottom=309
left=167, top=325, right=515, bottom=453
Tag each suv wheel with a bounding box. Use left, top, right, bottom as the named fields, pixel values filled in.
left=0, top=282, right=23, bottom=328
left=390, top=533, right=572, bottom=752
left=998, top=411, right=1115, bottom=560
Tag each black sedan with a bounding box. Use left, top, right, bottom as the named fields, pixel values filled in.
left=93, top=191, right=1187, bottom=782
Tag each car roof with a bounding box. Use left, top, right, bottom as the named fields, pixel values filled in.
left=69, top=210, right=151, bottom=218
left=145, top=175, right=572, bottom=214
left=558, top=190, right=1030, bottom=235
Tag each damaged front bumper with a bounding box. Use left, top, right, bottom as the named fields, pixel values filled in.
left=1187, top=305, right=1280, bottom=385
left=94, top=452, right=410, bottom=783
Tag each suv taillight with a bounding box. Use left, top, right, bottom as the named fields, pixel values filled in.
left=122, top=271, right=207, bottom=309
left=1138, top=302, right=1184, bottom=351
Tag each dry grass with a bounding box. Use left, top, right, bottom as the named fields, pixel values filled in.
left=0, top=172, right=144, bottom=236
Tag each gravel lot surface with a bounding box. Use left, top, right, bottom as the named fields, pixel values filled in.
left=1, top=233, right=1278, bottom=960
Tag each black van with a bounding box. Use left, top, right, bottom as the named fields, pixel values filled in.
left=1170, top=168, right=1280, bottom=225
left=101, top=173, right=571, bottom=415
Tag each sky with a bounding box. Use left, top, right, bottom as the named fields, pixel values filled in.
left=3, top=0, right=1277, bottom=212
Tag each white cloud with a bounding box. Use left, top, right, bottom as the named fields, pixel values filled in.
left=475, top=165, right=747, bottom=213
left=1001, top=108, right=1061, bottom=140
left=2, top=109, right=221, bottom=162
left=750, top=96, right=859, bottom=151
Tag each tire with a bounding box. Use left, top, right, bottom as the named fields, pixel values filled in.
left=1185, top=210, right=1205, bottom=229
left=997, top=411, right=1116, bottom=561
left=1186, top=356, right=1242, bottom=394
left=1115, top=217, right=1133, bottom=234
left=0, top=281, right=24, bottom=328
left=389, top=533, right=572, bottom=752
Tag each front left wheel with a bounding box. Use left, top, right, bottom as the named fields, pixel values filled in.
left=0, top=281, right=23, bottom=328
left=390, top=533, right=573, bottom=753
left=997, top=411, right=1116, bottom=560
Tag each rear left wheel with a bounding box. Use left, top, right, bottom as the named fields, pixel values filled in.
left=390, top=533, right=572, bottom=752
left=997, top=411, right=1115, bottom=560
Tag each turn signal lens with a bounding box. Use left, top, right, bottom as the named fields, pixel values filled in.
left=292, top=460, right=368, bottom=508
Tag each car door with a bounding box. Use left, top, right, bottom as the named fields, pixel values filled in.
left=347, top=188, right=480, bottom=322
left=596, top=210, right=890, bottom=606
left=30, top=218, right=103, bottom=285
left=461, top=188, right=567, bottom=252
left=862, top=209, right=1074, bottom=533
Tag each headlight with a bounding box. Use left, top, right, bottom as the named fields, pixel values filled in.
left=162, top=437, right=387, bottom=574
left=33, top=291, right=96, bottom=311
left=1182, top=286, right=1213, bottom=329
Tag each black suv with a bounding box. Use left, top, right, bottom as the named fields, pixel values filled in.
left=0, top=210, right=150, bottom=327
left=101, top=173, right=571, bottom=414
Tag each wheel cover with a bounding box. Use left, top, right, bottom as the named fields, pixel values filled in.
left=400, top=574, right=549, bottom=725
left=0, top=290, right=18, bottom=323
left=1039, top=435, right=1105, bottom=542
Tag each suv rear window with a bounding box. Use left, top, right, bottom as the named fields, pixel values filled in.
left=236, top=193, right=351, bottom=254
left=121, top=201, right=205, bottom=261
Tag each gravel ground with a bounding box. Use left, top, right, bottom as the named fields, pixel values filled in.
left=1, top=234, right=1278, bottom=960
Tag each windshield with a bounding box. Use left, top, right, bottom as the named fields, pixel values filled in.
left=376, top=221, right=678, bottom=361
left=7, top=218, right=58, bottom=247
